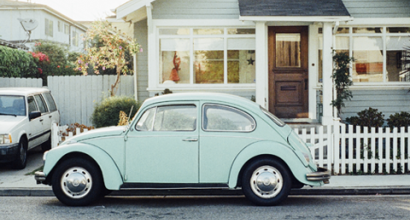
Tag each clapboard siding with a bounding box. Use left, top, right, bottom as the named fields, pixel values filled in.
left=152, top=0, right=240, bottom=19
left=134, top=19, right=150, bottom=102
left=340, top=90, right=410, bottom=119
left=342, top=0, right=410, bottom=18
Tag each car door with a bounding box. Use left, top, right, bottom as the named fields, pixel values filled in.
left=125, top=102, right=199, bottom=184
left=42, top=92, right=59, bottom=126
left=33, top=94, right=50, bottom=146
left=26, top=96, right=42, bottom=149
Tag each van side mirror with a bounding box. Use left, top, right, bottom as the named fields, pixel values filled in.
left=29, top=111, right=41, bottom=120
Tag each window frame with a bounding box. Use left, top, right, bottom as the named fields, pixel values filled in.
left=157, top=27, right=256, bottom=87
left=201, top=103, right=256, bottom=133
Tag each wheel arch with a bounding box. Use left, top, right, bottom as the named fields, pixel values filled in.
left=228, top=141, right=319, bottom=188
left=43, top=144, right=123, bottom=190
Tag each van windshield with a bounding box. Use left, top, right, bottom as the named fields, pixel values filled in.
left=0, top=95, right=26, bottom=116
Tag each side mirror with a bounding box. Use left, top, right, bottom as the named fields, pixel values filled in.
left=29, top=111, right=41, bottom=120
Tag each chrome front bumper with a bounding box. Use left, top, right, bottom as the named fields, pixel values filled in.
left=306, top=167, right=331, bottom=184
left=34, top=171, right=46, bottom=184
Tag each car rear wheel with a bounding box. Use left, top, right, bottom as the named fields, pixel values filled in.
left=242, top=158, right=291, bottom=206
left=52, top=158, right=103, bottom=206
left=12, top=138, right=27, bottom=169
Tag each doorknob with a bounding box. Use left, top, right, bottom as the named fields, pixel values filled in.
left=183, top=138, right=198, bottom=142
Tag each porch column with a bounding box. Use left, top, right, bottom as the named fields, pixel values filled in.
left=255, top=21, right=268, bottom=109
left=321, top=22, right=334, bottom=125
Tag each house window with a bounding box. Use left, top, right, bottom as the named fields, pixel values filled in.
left=64, top=24, right=69, bottom=35
left=158, top=28, right=256, bottom=85
left=45, top=18, right=53, bottom=37
left=318, top=26, right=410, bottom=84
left=72, top=31, right=78, bottom=46
left=58, top=21, right=62, bottom=32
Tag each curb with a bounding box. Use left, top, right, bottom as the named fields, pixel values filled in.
left=1, top=187, right=410, bottom=197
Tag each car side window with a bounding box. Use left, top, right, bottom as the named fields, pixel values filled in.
left=202, top=104, right=256, bottom=132
left=27, top=96, right=38, bottom=113
left=136, top=108, right=156, bottom=131
left=34, top=94, right=48, bottom=113
left=42, top=92, right=57, bottom=112
left=153, top=105, right=197, bottom=131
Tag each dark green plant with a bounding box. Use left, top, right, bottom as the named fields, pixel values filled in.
left=345, top=107, right=385, bottom=128
left=331, top=52, right=354, bottom=116
left=91, top=96, right=141, bottom=128
left=387, top=112, right=410, bottom=131
left=0, top=45, right=37, bottom=77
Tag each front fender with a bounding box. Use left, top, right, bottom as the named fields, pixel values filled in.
left=228, top=141, right=322, bottom=188
left=43, top=143, right=123, bottom=190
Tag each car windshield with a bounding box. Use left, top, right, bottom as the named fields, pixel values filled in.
left=0, top=95, right=26, bottom=116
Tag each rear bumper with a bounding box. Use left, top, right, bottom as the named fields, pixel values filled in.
left=306, top=167, right=331, bottom=184
left=0, top=143, right=19, bottom=163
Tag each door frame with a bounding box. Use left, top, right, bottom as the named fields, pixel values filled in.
left=268, top=26, right=309, bottom=119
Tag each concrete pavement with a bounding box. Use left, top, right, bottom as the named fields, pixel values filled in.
left=1, top=147, right=409, bottom=197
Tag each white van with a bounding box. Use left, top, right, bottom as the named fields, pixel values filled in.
left=0, top=87, right=59, bottom=169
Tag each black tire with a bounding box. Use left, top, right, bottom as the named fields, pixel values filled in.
left=41, top=134, right=52, bottom=152
left=12, top=138, right=27, bottom=169
left=242, top=157, right=292, bottom=206
left=52, top=158, right=103, bottom=206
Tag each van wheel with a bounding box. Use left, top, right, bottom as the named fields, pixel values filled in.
left=13, top=138, right=27, bottom=169
left=52, top=158, right=103, bottom=206
left=242, top=158, right=291, bottom=206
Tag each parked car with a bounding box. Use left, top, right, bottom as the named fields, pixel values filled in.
left=0, top=87, right=59, bottom=169
left=35, top=93, right=330, bottom=206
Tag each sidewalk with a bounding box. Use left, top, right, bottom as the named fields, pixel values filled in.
left=1, top=149, right=409, bottom=197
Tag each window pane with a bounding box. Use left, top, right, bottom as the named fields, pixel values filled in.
left=352, top=37, right=383, bottom=82
left=227, top=38, right=255, bottom=83
left=153, top=105, right=197, bottom=131
left=227, top=28, right=255, bottom=35
left=159, top=39, right=190, bottom=84
left=193, top=29, right=223, bottom=35
left=159, top=28, right=190, bottom=35
left=353, top=27, right=382, bottom=34
left=27, top=96, right=38, bottom=113
left=0, top=96, right=26, bottom=116
left=43, top=93, right=57, bottom=112
left=386, top=36, right=410, bottom=82
left=203, top=105, right=255, bottom=131
left=194, top=38, right=224, bottom=84
left=276, top=33, right=301, bottom=67
left=136, top=108, right=155, bottom=131
left=34, top=95, right=47, bottom=113
left=387, top=27, right=410, bottom=33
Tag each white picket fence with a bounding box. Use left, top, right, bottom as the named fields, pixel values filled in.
left=51, top=120, right=410, bottom=174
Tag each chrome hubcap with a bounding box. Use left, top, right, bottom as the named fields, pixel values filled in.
left=61, top=167, right=92, bottom=199
left=250, top=165, right=283, bottom=198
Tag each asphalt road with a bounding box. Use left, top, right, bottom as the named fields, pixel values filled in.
left=1, top=195, right=410, bottom=220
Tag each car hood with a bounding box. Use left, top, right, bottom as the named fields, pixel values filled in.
left=0, top=116, right=26, bottom=133
left=61, top=126, right=126, bottom=145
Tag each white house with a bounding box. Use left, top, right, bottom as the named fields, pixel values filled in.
left=114, top=0, right=410, bottom=125
left=0, top=0, right=87, bottom=52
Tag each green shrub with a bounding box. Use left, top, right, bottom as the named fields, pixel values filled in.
left=345, top=107, right=385, bottom=128
left=387, top=112, right=410, bottom=131
left=91, top=96, right=141, bottom=128
left=0, top=45, right=37, bottom=77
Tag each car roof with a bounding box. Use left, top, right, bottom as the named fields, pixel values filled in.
left=0, top=87, right=50, bottom=96
left=142, top=92, right=261, bottom=112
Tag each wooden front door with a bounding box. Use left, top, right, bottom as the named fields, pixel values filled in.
left=268, top=26, right=308, bottom=118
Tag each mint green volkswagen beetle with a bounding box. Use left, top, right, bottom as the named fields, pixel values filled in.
left=35, top=93, right=330, bottom=206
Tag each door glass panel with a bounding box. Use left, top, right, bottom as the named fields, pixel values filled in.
left=136, top=108, right=156, bottom=131
left=276, top=33, right=301, bottom=67
left=203, top=104, right=255, bottom=131
left=153, top=105, right=197, bottom=131
left=27, top=96, right=38, bottom=113
left=34, top=95, right=48, bottom=113
left=42, top=93, right=57, bottom=112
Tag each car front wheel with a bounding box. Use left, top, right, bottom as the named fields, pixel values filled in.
left=12, top=138, right=27, bottom=169
left=242, top=158, right=292, bottom=206
left=52, top=158, right=103, bottom=206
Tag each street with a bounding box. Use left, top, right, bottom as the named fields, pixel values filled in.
left=1, top=195, right=409, bottom=220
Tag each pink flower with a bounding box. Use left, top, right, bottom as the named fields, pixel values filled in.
left=78, top=60, right=82, bottom=64
left=102, top=66, right=106, bottom=70
left=38, top=68, right=43, bottom=74
left=119, top=46, right=122, bottom=50
left=139, top=48, right=143, bottom=52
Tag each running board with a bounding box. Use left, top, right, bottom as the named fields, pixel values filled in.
left=120, top=183, right=230, bottom=190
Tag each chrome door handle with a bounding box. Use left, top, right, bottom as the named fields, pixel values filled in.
left=183, top=138, right=198, bottom=142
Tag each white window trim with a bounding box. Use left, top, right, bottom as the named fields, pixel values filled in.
left=149, top=19, right=257, bottom=92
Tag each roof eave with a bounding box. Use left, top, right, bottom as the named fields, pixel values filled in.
left=116, top=0, right=154, bottom=20
left=239, top=16, right=353, bottom=22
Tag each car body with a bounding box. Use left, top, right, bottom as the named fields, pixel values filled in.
left=0, top=87, right=59, bottom=169
left=35, top=93, right=329, bottom=206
